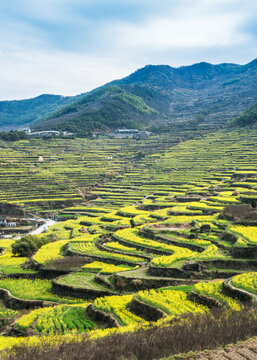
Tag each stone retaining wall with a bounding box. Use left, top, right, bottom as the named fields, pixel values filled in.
left=52, top=277, right=115, bottom=300
left=111, top=273, right=196, bottom=292
left=0, top=272, right=39, bottom=280
left=86, top=304, right=120, bottom=328
left=199, top=259, right=257, bottom=270
left=0, top=288, right=55, bottom=310
left=139, top=228, right=205, bottom=252
left=39, top=268, right=72, bottom=279
left=97, top=241, right=150, bottom=261
left=65, top=244, right=141, bottom=267
left=111, top=234, right=171, bottom=256
left=148, top=266, right=189, bottom=278
left=94, top=274, right=115, bottom=290
left=222, top=278, right=257, bottom=304
left=188, top=291, right=223, bottom=308
left=232, top=246, right=257, bottom=259
left=128, top=297, right=165, bottom=321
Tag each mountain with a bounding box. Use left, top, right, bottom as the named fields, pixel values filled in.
left=33, top=86, right=160, bottom=136
left=1, top=59, right=257, bottom=134
left=0, top=94, right=71, bottom=130
left=110, top=59, right=257, bottom=127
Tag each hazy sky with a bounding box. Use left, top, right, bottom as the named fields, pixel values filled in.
left=1, top=0, right=257, bottom=100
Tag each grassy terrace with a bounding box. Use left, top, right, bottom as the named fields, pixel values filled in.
left=1, top=128, right=257, bottom=354
left=0, top=135, right=185, bottom=213
left=14, top=303, right=96, bottom=335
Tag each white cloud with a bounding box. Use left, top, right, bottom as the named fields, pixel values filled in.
left=0, top=48, right=136, bottom=100
left=1, top=0, right=74, bottom=24
left=109, top=14, right=249, bottom=52
left=0, top=0, right=257, bottom=99
left=101, top=0, right=252, bottom=52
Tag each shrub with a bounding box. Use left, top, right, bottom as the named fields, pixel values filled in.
left=222, top=204, right=257, bottom=221
left=6, top=307, right=257, bottom=360
left=11, top=234, right=56, bottom=257
left=220, top=231, right=238, bottom=244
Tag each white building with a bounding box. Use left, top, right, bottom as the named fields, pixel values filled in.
left=28, top=130, right=60, bottom=137
left=0, top=219, right=17, bottom=227
left=21, top=127, right=32, bottom=134
left=110, top=129, right=150, bottom=139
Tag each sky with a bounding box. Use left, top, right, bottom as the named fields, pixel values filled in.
left=1, top=0, right=257, bottom=100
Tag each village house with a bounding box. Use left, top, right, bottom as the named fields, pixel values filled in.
left=110, top=129, right=151, bottom=139
left=27, top=130, right=74, bottom=138
left=0, top=218, right=17, bottom=227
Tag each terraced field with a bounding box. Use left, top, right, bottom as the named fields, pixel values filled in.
left=0, top=128, right=257, bottom=357
left=0, top=135, right=185, bottom=214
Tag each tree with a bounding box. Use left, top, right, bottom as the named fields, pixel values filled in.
left=251, top=200, right=257, bottom=209
left=11, top=234, right=56, bottom=257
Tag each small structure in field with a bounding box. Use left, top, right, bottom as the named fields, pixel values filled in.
left=21, top=127, right=31, bottom=134
left=110, top=129, right=151, bottom=139
left=29, top=130, right=60, bottom=137
left=0, top=218, right=17, bottom=227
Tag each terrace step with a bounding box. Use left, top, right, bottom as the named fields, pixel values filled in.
left=222, top=278, right=257, bottom=304
left=94, top=274, right=116, bottom=291
left=155, top=234, right=206, bottom=253
left=65, top=243, right=143, bottom=267
left=111, top=266, right=199, bottom=291
left=52, top=272, right=117, bottom=300
left=128, top=296, right=166, bottom=321
left=148, top=265, right=190, bottom=278
left=188, top=290, right=224, bottom=308
left=96, top=240, right=151, bottom=261
left=111, top=234, right=172, bottom=256
left=0, top=287, right=56, bottom=310
left=86, top=304, right=120, bottom=328
left=219, top=351, right=247, bottom=360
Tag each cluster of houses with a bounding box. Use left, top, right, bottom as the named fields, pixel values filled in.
left=22, top=128, right=74, bottom=138
left=21, top=127, right=151, bottom=139
left=109, top=129, right=151, bottom=139
left=0, top=218, right=17, bottom=228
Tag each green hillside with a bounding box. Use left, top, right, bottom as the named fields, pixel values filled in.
left=33, top=86, right=158, bottom=136
left=231, top=100, right=257, bottom=126
left=1, top=59, right=257, bottom=135
left=0, top=94, right=72, bottom=129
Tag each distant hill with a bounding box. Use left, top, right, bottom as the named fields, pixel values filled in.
left=1, top=59, right=257, bottom=134
left=0, top=94, right=72, bottom=130
left=231, top=100, right=257, bottom=127
left=110, top=59, right=257, bottom=128
left=34, top=86, right=160, bottom=136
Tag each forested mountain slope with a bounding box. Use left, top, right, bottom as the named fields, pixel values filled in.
left=232, top=100, right=257, bottom=126
left=2, top=59, right=257, bottom=134
left=0, top=94, right=71, bottom=129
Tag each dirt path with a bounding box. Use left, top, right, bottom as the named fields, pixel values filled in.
left=29, top=219, right=56, bottom=235
left=184, top=337, right=257, bottom=360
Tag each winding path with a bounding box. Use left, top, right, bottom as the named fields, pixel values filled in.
left=1, top=218, right=56, bottom=240
left=29, top=219, right=56, bottom=235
